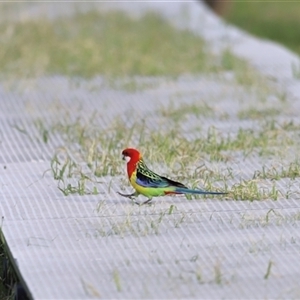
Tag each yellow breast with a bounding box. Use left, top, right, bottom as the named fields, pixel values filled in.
left=129, top=170, right=165, bottom=198
left=130, top=170, right=147, bottom=195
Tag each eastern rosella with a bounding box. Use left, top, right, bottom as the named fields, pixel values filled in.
left=118, top=148, right=227, bottom=205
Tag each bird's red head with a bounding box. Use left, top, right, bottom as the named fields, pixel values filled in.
left=122, top=148, right=141, bottom=178
left=122, top=148, right=141, bottom=162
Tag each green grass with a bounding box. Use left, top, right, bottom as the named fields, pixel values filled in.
left=238, top=107, right=280, bottom=120
left=0, top=238, right=17, bottom=300
left=230, top=179, right=279, bottom=201
left=238, top=209, right=300, bottom=229
left=112, top=269, right=122, bottom=292
left=0, top=10, right=216, bottom=78
left=1, top=6, right=295, bottom=202
left=0, top=7, right=277, bottom=88
left=253, top=161, right=300, bottom=181
left=159, top=102, right=214, bottom=122
left=81, top=279, right=101, bottom=298
left=33, top=110, right=298, bottom=201
left=0, top=233, right=9, bottom=299
left=94, top=204, right=184, bottom=237
left=1, top=4, right=300, bottom=296
left=264, top=260, right=273, bottom=279
left=225, top=1, right=300, bottom=56
left=213, top=261, right=223, bottom=285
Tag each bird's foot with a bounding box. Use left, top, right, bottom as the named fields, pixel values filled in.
left=117, top=191, right=142, bottom=205
left=137, top=198, right=153, bottom=206
left=117, top=192, right=152, bottom=206
left=117, top=191, right=136, bottom=199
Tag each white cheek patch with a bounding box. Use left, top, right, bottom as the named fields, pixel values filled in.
left=125, top=156, right=131, bottom=163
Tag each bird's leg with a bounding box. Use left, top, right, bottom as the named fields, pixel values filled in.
left=117, top=191, right=153, bottom=206
left=118, top=191, right=141, bottom=205
left=139, top=198, right=153, bottom=206
left=117, top=191, right=137, bottom=199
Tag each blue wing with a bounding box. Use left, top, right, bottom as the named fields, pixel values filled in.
left=136, top=160, right=187, bottom=189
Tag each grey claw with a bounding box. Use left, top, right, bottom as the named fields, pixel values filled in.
left=117, top=191, right=136, bottom=199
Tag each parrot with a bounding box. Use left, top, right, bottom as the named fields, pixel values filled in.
left=118, top=148, right=227, bottom=205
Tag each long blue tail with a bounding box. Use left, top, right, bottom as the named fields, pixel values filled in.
left=174, top=187, right=227, bottom=195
